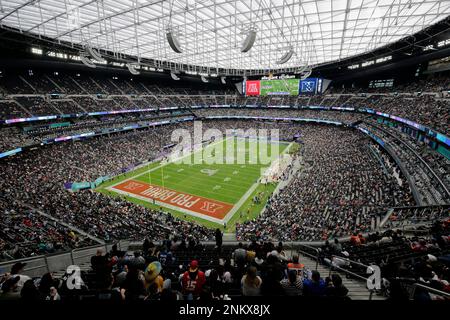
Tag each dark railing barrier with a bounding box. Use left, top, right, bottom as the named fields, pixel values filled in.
left=294, top=243, right=321, bottom=270
left=0, top=241, right=130, bottom=278
left=410, top=283, right=450, bottom=300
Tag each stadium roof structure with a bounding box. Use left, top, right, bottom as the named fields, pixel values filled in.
left=0, top=0, right=450, bottom=76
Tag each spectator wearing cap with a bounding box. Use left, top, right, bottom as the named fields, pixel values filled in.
left=10, top=262, right=31, bottom=291
left=181, top=260, right=206, bottom=299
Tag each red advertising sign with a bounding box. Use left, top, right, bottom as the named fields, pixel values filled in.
left=112, top=179, right=233, bottom=219
left=245, top=80, right=261, bottom=96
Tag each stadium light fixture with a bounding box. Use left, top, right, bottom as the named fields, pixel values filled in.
left=171, top=72, right=180, bottom=80
left=300, top=68, right=312, bottom=80
left=85, top=44, right=105, bottom=62
left=241, top=29, right=257, bottom=53
left=126, top=63, right=140, bottom=75
left=276, top=49, right=294, bottom=65
left=80, top=53, right=96, bottom=68
left=166, top=31, right=183, bottom=53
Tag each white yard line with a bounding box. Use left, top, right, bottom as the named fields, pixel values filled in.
left=110, top=137, right=232, bottom=185
left=220, top=181, right=260, bottom=224
left=221, top=141, right=295, bottom=224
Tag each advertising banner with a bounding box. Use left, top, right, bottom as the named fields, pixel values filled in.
left=299, top=78, right=318, bottom=94
left=245, top=80, right=261, bottom=96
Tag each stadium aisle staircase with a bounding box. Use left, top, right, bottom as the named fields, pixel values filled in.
left=295, top=251, right=386, bottom=300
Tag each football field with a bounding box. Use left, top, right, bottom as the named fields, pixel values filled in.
left=99, top=137, right=292, bottom=229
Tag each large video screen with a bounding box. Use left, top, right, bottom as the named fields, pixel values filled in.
left=260, top=79, right=300, bottom=96
left=244, top=78, right=322, bottom=96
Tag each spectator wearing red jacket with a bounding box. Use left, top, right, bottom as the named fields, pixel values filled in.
left=182, top=260, right=206, bottom=299
left=350, top=233, right=361, bottom=246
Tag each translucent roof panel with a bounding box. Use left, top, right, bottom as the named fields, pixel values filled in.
left=0, top=0, right=449, bottom=71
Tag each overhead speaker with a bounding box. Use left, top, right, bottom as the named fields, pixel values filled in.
left=166, top=31, right=183, bottom=53
left=241, top=29, right=256, bottom=53
left=85, top=45, right=104, bottom=62
left=220, top=76, right=226, bottom=84
left=80, top=54, right=96, bottom=68
left=171, top=72, right=180, bottom=81
left=296, top=64, right=308, bottom=74
left=201, top=75, right=209, bottom=83
left=300, top=68, right=312, bottom=80
left=127, top=63, right=140, bottom=75
left=276, top=49, right=294, bottom=65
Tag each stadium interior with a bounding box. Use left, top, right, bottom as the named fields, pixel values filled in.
left=0, top=0, right=449, bottom=305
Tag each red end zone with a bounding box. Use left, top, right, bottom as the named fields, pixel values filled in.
left=111, top=179, right=234, bottom=219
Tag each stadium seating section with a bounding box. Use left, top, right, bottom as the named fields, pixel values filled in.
left=0, top=70, right=449, bottom=302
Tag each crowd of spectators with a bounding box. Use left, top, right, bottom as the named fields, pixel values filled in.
left=236, top=125, right=415, bottom=241
left=0, top=68, right=448, bottom=262
left=25, top=113, right=192, bottom=141
left=0, top=239, right=352, bottom=301
left=193, top=107, right=364, bottom=124
left=371, top=95, right=449, bottom=136
left=319, top=219, right=450, bottom=300
left=0, top=126, right=38, bottom=151
left=0, top=119, right=415, bottom=253
left=360, top=122, right=450, bottom=205
left=2, top=219, right=448, bottom=301
left=2, top=116, right=444, bottom=258
left=385, top=206, right=449, bottom=229
left=0, top=197, right=96, bottom=261
left=1, top=71, right=449, bottom=139
left=0, top=123, right=214, bottom=254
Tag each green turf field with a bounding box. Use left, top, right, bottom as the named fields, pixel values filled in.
left=98, top=137, right=293, bottom=230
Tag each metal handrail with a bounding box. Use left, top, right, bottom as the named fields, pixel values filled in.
left=330, top=264, right=369, bottom=282
left=295, top=243, right=320, bottom=270
left=368, top=122, right=450, bottom=199
left=411, top=283, right=450, bottom=299
left=331, top=255, right=372, bottom=269
left=328, top=255, right=376, bottom=300
left=392, top=277, right=450, bottom=299
left=0, top=253, right=45, bottom=266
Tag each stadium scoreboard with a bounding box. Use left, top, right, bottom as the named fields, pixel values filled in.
left=244, top=78, right=323, bottom=96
